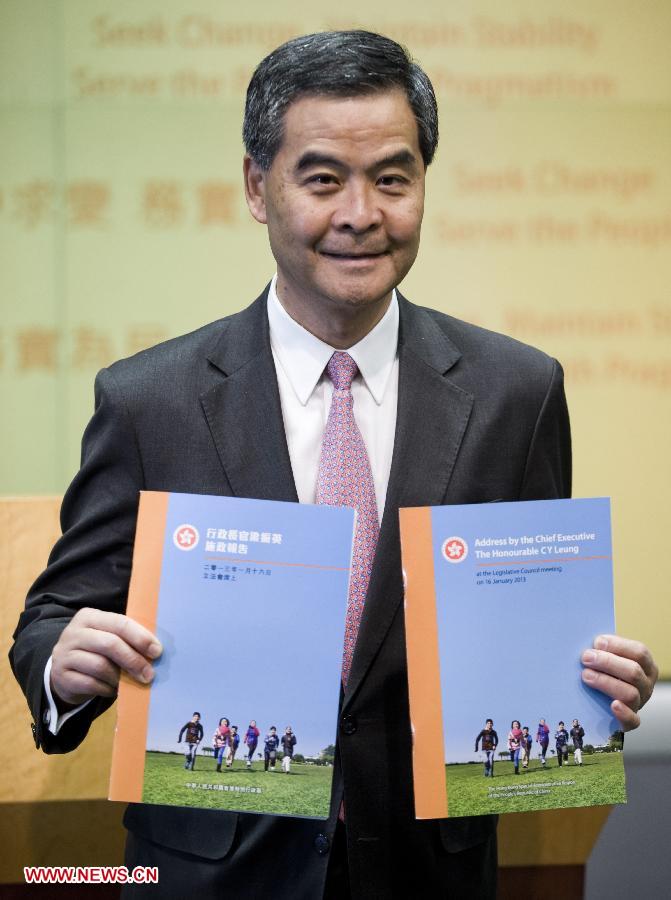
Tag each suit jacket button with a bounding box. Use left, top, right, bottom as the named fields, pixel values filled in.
left=341, top=714, right=357, bottom=735
left=314, top=833, right=330, bottom=855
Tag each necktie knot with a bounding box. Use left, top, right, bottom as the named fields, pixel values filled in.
left=326, top=351, right=358, bottom=391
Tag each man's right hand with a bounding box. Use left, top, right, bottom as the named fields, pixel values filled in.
left=50, top=608, right=163, bottom=707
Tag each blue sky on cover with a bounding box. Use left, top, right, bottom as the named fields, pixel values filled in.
left=428, top=498, right=619, bottom=762
left=144, top=493, right=354, bottom=758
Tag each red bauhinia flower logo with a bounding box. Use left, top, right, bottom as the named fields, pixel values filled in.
left=173, top=524, right=199, bottom=551
left=442, top=536, right=468, bottom=563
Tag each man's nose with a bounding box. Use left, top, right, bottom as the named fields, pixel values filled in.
left=332, top=182, right=383, bottom=233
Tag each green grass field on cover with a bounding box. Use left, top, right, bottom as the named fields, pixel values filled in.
left=142, top=751, right=332, bottom=818
left=446, top=753, right=626, bottom=816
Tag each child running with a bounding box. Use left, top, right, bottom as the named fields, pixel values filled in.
left=178, top=712, right=203, bottom=771
left=508, top=720, right=523, bottom=775
left=213, top=717, right=230, bottom=773
left=555, top=721, right=570, bottom=766
left=225, top=725, right=240, bottom=769
left=281, top=726, right=297, bottom=773
left=570, top=719, right=585, bottom=766
left=264, top=726, right=280, bottom=772
left=474, top=718, right=499, bottom=777
left=536, top=718, right=550, bottom=767
left=521, top=726, right=533, bottom=771
left=244, top=720, right=260, bottom=769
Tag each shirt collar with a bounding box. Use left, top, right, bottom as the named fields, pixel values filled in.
left=267, top=275, right=399, bottom=406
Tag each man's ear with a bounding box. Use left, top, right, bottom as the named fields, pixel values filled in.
left=243, top=155, right=268, bottom=224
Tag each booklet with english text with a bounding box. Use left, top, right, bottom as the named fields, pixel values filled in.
left=401, top=497, right=626, bottom=818
left=109, top=491, right=354, bottom=818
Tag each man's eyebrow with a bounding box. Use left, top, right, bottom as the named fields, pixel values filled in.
left=294, top=148, right=420, bottom=174
left=373, top=149, right=419, bottom=171
left=294, top=152, right=344, bottom=173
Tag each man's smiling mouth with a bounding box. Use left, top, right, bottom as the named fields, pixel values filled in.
left=320, top=250, right=389, bottom=259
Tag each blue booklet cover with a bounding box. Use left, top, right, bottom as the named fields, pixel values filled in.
left=110, top=491, right=354, bottom=819
left=401, top=497, right=626, bottom=818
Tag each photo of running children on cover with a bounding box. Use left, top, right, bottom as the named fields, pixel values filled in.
left=144, top=707, right=336, bottom=817
left=444, top=709, right=625, bottom=816
left=137, top=495, right=352, bottom=819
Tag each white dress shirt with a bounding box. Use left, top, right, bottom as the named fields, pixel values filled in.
left=268, top=275, right=399, bottom=523
left=45, top=277, right=400, bottom=734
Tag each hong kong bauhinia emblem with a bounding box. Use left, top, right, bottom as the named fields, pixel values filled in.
left=442, top=536, right=468, bottom=563
left=173, top=524, right=199, bottom=551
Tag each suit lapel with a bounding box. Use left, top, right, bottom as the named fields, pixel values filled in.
left=345, top=297, right=474, bottom=702
left=200, top=292, right=298, bottom=503
left=199, top=291, right=473, bottom=703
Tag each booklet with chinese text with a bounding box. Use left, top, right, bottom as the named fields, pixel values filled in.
left=401, top=497, right=626, bottom=819
left=110, top=491, right=354, bottom=818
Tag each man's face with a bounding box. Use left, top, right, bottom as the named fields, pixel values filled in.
left=244, top=89, right=425, bottom=332
left=485, top=721, right=492, bottom=730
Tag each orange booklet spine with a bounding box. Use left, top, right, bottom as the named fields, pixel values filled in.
left=400, top=507, right=448, bottom=819
left=108, top=491, right=168, bottom=802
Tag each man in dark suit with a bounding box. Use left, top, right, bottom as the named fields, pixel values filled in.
left=10, top=31, right=657, bottom=899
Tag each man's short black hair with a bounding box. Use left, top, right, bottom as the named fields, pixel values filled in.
left=193, top=712, right=200, bottom=717
left=485, top=718, right=493, bottom=724
left=243, top=30, right=438, bottom=170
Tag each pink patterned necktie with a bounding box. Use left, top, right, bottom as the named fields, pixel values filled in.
left=316, top=351, right=380, bottom=686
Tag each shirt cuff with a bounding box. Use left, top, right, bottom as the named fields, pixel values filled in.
left=43, top=655, right=92, bottom=736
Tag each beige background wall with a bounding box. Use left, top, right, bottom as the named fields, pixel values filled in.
left=2, top=3, right=669, bottom=670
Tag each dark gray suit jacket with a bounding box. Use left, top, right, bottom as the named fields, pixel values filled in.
left=11, top=289, right=571, bottom=898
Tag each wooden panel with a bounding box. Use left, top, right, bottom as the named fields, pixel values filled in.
left=0, top=801, right=125, bottom=883
left=0, top=498, right=116, bottom=805
left=498, top=806, right=612, bottom=867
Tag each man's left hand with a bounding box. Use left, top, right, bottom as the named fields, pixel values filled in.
left=582, top=635, right=658, bottom=731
